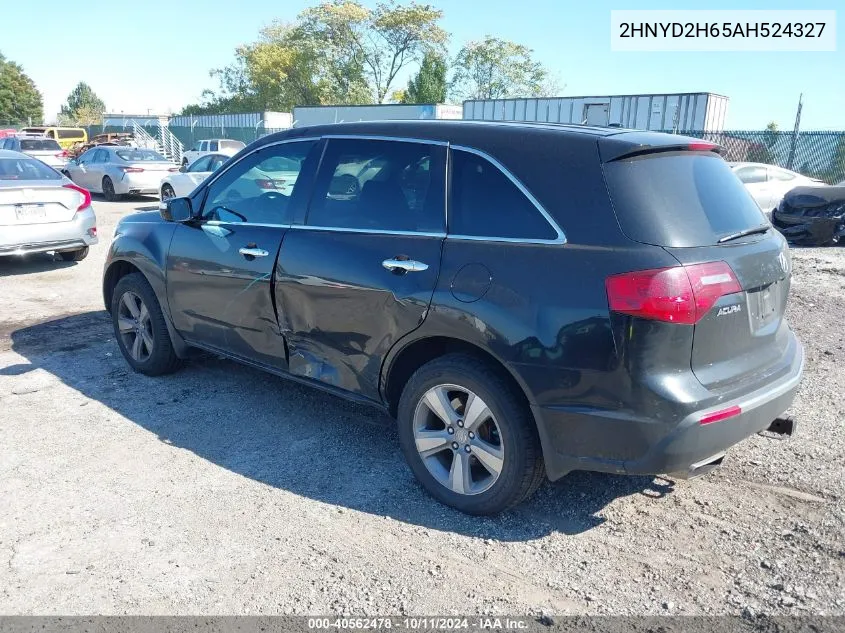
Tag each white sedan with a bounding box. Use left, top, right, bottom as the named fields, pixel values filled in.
left=729, top=162, right=824, bottom=217
left=160, top=153, right=229, bottom=200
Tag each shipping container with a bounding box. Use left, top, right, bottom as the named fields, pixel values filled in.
left=462, top=93, right=729, bottom=132
left=167, top=111, right=292, bottom=130
left=292, top=104, right=463, bottom=127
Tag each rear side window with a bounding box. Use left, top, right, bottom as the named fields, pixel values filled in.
left=308, top=138, right=445, bottom=233
left=604, top=153, right=767, bottom=248
left=734, top=165, right=767, bottom=184
left=116, top=149, right=166, bottom=161
left=0, top=158, right=60, bottom=180
left=769, top=167, right=796, bottom=181
left=58, top=129, right=84, bottom=139
left=209, top=141, right=219, bottom=151
left=448, top=149, right=557, bottom=241
left=20, top=139, right=61, bottom=151
left=220, top=140, right=244, bottom=150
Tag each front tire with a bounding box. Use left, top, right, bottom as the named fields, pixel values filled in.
left=59, top=246, right=89, bottom=262
left=111, top=273, right=183, bottom=376
left=397, top=354, right=545, bottom=515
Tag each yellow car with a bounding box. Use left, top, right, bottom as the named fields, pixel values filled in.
left=20, top=127, right=87, bottom=150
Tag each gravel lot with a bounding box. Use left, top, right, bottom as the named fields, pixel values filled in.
left=0, top=197, right=843, bottom=616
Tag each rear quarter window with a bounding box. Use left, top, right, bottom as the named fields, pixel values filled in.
left=604, top=152, right=767, bottom=248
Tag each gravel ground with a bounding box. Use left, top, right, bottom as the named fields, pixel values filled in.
left=0, top=197, right=843, bottom=616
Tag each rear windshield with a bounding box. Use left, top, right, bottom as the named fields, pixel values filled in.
left=0, top=157, right=61, bottom=180
left=220, top=140, right=245, bottom=150
left=20, top=139, right=62, bottom=151
left=603, top=153, right=767, bottom=247
left=116, top=149, right=166, bottom=161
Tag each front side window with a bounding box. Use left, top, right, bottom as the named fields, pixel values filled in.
left=448, top=149, right=557, bottom=241
left=202, top=140, right=317, bottom=225
left=199, top=141, right=208, bottom=151
left=94, top=150, right=109, bottom=163
left=188, top=156, right=212, bottom=172
left=191, top=142, right=202, bottom=151
left=307, top=138, right=445, bottom=233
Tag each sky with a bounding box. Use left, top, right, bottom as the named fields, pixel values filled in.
left=2, top=0, right=843, bottom=129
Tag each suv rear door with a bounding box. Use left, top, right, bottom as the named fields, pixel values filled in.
left=602, top=141, right=795, bottom=394
left=275, top=137, right=446, bottom=401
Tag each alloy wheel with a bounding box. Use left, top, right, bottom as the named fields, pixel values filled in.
left=412, top=384, right=504, bottom=496
left=116, top=291, right=154, bottom=362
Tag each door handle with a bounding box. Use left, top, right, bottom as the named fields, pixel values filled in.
left=239, top=247, right=269, bottom=258
left=382, top=258, right=428, bottom=273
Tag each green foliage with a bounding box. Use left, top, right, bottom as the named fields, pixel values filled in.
left=451, top=36, right=549, bottom=101
left=60, top=82, right=106, bottom=124
left=403, top=51, right=447, bottom=103
left=0, top=52, right=43, bottom=124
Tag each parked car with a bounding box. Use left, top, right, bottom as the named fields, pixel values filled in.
left=160, top=153, right=229, bottom=200
left=68, top=133, right=137, bottom=160
left=20, top=126, right=87, bottom=150
left=772, top=185, right=845, bottom=245
left=181, top=139, right=245, bottom=168
left=729, top=162, right=823, bottom=218
left=0, top=149, right=96, bottom=261
left=1, top=135, right=68, bottom=171
left=103, top=121, right=803, bottom=515
left=64, top=147, right=177, bottom=200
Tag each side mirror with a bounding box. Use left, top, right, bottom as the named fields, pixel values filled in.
left=160, top=197, right=193, bottom=222
left=179, top=164, right=187, bottom=173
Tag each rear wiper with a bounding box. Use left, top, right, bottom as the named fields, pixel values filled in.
left=718, top=225, right=770, bottom=244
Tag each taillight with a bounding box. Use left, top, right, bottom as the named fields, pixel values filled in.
left=168, top=167, right=179, bottom=172
left=63, top=183, right=91, bottom=213
left=606, top=261, right=741, bottom=325
left=255, top=178, right=278, bottom=189
left=56, top=150, right=68, bottom=158
left=121, top=167, right=144, bottom=173
left=688, top=141, right=720, bottom=153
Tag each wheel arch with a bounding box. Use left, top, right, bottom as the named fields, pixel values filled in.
left=103, top=259, right=143, bottom=314
left=381, top=335, right=536, bottom=419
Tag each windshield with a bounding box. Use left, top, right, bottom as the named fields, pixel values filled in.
left=20, top=139, right=62, bottom=151
left=116, top=149, right=167, bottom=162
left=0, top=157, right=61, bottom=180
left=603, top=152, right=767, bottom=248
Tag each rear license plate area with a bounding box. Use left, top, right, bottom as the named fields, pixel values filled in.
left=15, top=205, right=46, bottom=221
left=748, top=281, right=780, bottom=330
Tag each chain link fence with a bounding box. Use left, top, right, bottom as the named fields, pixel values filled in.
left=3, top=119, right=844, bottom=184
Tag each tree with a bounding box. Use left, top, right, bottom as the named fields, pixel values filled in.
left=59, top=82, right=106, bottom=125
left=451, top=36, right=549, bottom=101
left=0, top=52, right=43, bottom=124
left=300, top=1, right=448, bottom=103
left=402, top=51, right=447, bottom=103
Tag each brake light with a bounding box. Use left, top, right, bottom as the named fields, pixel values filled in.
left=699, top=405, right=742, bottom=425
left=121, top=167, right=144, bottom=173
left=688, top=141, right=719, bottom=152
left=63, top=183, right=91, bottom=213
left=56, top=150, right=68, bottom=158
left=254, top=178, right=278, bottom=189
left=168, top=167, right=179, bottom=172
left=606, top=261, right=741, bottom=325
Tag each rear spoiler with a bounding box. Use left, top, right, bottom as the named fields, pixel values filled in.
left=600, top=131, right=723, bottom=162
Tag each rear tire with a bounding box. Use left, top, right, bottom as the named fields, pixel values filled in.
left=59, top=246, right=89, bottom=262
left=111, top=273, right=183, bottom=376
left=397, top=353, right=545, bottom=515
left=102, top=176, right=121, bottom=201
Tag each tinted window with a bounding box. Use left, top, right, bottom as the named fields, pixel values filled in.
left=209, top=141, right=219, bottom=151
left=307, top=139, right=445, bottom=233
left=734, top=166, right=767, bottom=184
left=188, top=155, right=212, bottom=172
left=200, top=141, right=208, bottom=151
left=116, top=149, right=166, bottom=161
left=93, top=150, right=109, bottom=163
left=604, top=153, right=767, bottom=248
left=448, top=149, right=556, bottom=240
left=20, top=139, right=62, bottom=151
left=0, top=157, right=60, bottom=180
left=769, top=167, right=796, bottom=181
left=78, top=149, right=96, bottom=163
left=203, top=140, right=317, bottom=224
left=58, top=129, right=84, bottom=139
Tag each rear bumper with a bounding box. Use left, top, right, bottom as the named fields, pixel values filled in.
left=533, top=340, right=804, bottom=481
left=114, top=175, right=164, bottom=196
left=0, top=207, right=98, bottom=255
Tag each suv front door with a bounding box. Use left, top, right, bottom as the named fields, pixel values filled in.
left=275, top=137, right=446, bottom=400
left=166, top=139, right=321, bottom=368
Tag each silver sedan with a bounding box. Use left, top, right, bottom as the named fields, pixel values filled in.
left=0, top=149, right=97, bottom=261
left=64, top=146, right=178, bottom=200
